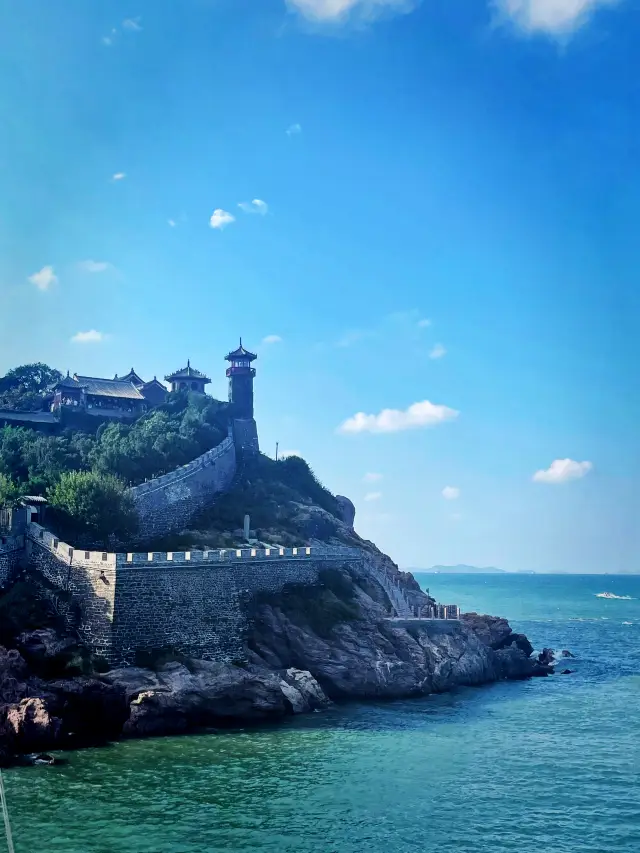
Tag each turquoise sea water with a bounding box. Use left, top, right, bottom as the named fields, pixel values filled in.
left=4, top=574, right=640, bottom=853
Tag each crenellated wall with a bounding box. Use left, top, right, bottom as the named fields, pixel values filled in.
left=0, top=535, right=24, bottom=588
left=127, top=434, right=237, bottom=540
left=24, top=523, right=363, bottom=665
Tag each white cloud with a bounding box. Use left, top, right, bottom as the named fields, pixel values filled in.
left=533, top=458, right=593, bottom=484
left=339, top=399, right=459, bottom=434
left=442, top=486, right=460, bottom=500
left=279, top=449, right=302, bottom=459
left=71, top=330, right=107, bottom=344
left=78, top=260, right=111, bottom=273
left=168, top=219, right=176, bottom=228
left=364, top=491, right=383, bottom=502
left=111, top=172, right=126, bottom=181
left=122, top=17, right=142, bottom=31
left=418, top=318, right=432, bottom=328
left=429, top=343, right=447, bottom=360
left=209, top=209, right=235, bottom=229
left=286, top=123, right=302, bottom=136
left=28, top=266, right=57, bottom=292
left=496, top=0, right=621, bottom=36
left=238, top=199, right=269, bottom=215
left=287, top=0, right=417, bottom=23
left=363, top=472, right=383, bottom=483
left=262, top=335, right=283, bottom=345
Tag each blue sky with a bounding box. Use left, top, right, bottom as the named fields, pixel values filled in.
left=1, top=0, right=638, bottom=572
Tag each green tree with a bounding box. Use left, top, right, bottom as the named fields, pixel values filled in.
left=48, top=471, right=138, bottom=547
left=0, top=363, right=61, bottom=411
left=0, top=473, right=21, bottom=507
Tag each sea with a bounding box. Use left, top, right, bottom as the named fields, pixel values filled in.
left=3, top=573, right=639, bottom=853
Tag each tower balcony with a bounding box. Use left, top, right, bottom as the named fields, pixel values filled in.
left=226, top=366, right=256, bottom=378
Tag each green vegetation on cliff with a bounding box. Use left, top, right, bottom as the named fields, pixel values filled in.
left=143, top=452, right=346, bottom=551
left=0, top=374, right=229, bottom=496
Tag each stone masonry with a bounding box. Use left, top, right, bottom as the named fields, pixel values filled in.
left=0, top=535, right=24, bottom=589
left=127, top=433, right=237, bottom=541
left=23, top=523, right=364, bottom=665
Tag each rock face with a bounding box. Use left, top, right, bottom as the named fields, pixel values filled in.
left=335, top=496, right=356, bottom=530
left=1, top=566, right=552, bottom=765
left=247, top=570, right=552, bottom=700
left=105, top=662, right=330, bottom=738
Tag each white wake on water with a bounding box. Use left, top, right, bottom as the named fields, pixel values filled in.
left=595, top=592, right=635, bottom=600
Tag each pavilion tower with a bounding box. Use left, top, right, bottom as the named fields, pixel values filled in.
left=225, top=340, right=259, bottom=453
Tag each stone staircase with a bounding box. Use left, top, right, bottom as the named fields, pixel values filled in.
left=365, top=558, right=413, bottom=618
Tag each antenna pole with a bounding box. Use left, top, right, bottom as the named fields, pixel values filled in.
left=275, top=442, right=279, bottom=462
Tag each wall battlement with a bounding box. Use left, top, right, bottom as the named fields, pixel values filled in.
left=22, top=522, right=365, bottom=665
left=126, top=433, right=237, bottom=540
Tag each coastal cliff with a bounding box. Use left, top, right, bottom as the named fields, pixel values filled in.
left=0, top=563, right=550, bottom=763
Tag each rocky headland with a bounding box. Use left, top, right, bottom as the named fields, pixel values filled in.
left=0, top=561, right=553, bottom=766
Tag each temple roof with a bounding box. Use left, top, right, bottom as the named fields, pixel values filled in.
left=73, top=375, right=145, bottom=400
left=164, top=360, right=211, bottom=383
left=142, top=377, right=168, bottom=390
left=225, top=339, right=257, bottom=362
left=53, top=373, right=82, bottom=391
left=117, top=368, right=145, bottom=386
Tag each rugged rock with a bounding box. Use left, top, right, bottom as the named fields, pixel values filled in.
left=1, top=564, right=552, bottom=765
left=335, top=496, right=356, bottom=529
left=105, top=661, right=330, bottom=737
left=561, top=650, right=575, bottom=658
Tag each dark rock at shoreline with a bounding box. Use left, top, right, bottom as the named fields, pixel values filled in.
left=537, top=648, right=555, bottom=666
left=560, top=669, right=574, bottom=675
left=2, top=565, right=553, bottom=765
left=561, top=650, right=575, bottom=658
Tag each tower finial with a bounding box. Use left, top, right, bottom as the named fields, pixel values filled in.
left=187, top=358, right=190, bottom=369
left=239, top=337, right=243, bottom=348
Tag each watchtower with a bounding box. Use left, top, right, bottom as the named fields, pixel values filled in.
left=225, top=340, right=257, bottom=418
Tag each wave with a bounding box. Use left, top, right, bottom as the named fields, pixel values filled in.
left=595, top=593, right=635, bottom=600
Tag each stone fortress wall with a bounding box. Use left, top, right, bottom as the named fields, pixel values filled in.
left=24, top=523, right=364, bottom=665
left=0, top=535, right=24, bottom=589
left=127, top=432, right=237, bottom=541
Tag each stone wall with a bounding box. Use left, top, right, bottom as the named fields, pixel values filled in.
left=232, top=418, right=259, bottom=454
left=24, top=524, right=363, bottom=665
left=127, top=434, right=237, bottom=540
left=26, top=525, right=117, bottom=657
left=0, top=535, right=24, bottom=588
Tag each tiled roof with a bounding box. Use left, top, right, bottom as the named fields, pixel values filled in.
left=165, top=360, right=211, bottom=382
left=225, top=339, right=257, bottom=361
left=118, top=368, right=145, bottom=386
left=74, top=375, right=145, bottom=400
left=54, top=374, right=82, bottom=390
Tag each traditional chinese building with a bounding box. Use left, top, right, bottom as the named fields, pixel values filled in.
left=51, top=373, right=149, bottom=420
left=164, top=361, right=211, bottom=395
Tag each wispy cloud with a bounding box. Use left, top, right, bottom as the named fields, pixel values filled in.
left=29, top=266, right=57, bottom=292
left=168, top=219, right=176, bottom=228
left=533, top=459, right=593, bottom=484
left=262, top=335, right=283, bottom=345
left=363, top=472, right=383, bottom=483
left=286, top=0, right=418, bottom=23
left=122, top=17, right=143, bottom=32
left=77, top=260, right=112, bottom=274
left=338, top=399, right=459, bottom=434
left=209, top=209, right=235, bottom=230
left=286, top=123, right=302, bottom=136
left=496, top=0, right=621, bottom=36
left=335, top=328, right=375, bottom=348
left=238, top=199, right=269, bottom=215
left=111, top=172, right=126, bottom=182
left=429, top=343, right=447, bottom=360
left=364, top=491, right=383, bottom=502
left=71, top=330, right=107, bottom=344
left=442, top=486, right=460, bottom=500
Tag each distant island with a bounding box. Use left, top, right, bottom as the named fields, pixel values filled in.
left=411, top=565, right=536, bottom=575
